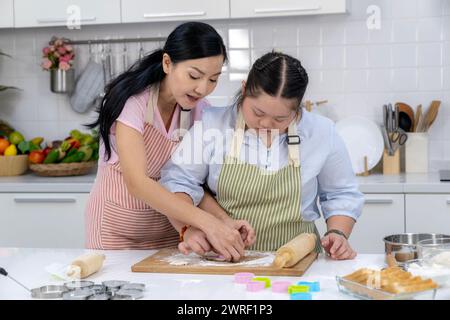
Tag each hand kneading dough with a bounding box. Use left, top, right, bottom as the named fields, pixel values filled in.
left=67, top=253, right=105, bottom=279
left=272, top=233, right=317, bottom=268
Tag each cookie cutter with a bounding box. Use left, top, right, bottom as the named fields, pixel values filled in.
left=246, top=281, right=265, bottom=292
left=252, top=277, right=271, bottom=288
left=271, top=281, right=291, bottom=293
left=31, top=285, right=69, bottom=299
left=290, top=292, right=312, bottom=300
left=120, top=283, right=145, bottom=291
left=88, top=293, right=111, bottom=300
left=297, top=281, right=320, bottom=292
left=288, top=285, right=310, bottom=294
left=64, top=280, right=95, bottom=290
left=62, top=288, right=95, bottom=300
left=234, top=272, right=255, bottom=284
left=114, top=289, right=143, bottom=300
left=102, top=280, right=129, bottom=295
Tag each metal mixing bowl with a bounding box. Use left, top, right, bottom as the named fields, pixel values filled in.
left=383, top=233, right=450, bottom=263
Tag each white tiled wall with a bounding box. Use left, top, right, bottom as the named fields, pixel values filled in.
left=0, top=0, right=449, bottom=170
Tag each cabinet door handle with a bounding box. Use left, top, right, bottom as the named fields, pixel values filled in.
left=14, top=198, right=77, bottom=204
left=254, top=6, right=321, bottom=14
left=364, top=199, right=394, bottom=205
left=143, top=11, right=206, bottom=19
left=37, top=17, right=97, bottom=23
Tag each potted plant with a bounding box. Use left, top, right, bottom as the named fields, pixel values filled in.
left=41, top=37, right=75, bottom=93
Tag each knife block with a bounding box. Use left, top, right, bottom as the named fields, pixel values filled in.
left=383, top=148, right=400, bottom=175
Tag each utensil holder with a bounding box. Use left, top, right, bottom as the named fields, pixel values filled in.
left=405, top=133, right=428, bottom=173
left=50, top=69, right=75, bottom=93
left=383, top=148, right=400, bottom=175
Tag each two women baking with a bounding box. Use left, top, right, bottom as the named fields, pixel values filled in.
left=85, top=21, right=364, bottom=261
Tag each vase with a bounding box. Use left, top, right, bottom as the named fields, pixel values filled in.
left=50, top=69, right=75, bottom=93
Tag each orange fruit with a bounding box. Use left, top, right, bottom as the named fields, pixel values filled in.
left=0, top=138, right=10, bottom=155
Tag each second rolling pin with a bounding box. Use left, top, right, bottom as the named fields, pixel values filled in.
left=272, top=233, right=317, bottom=268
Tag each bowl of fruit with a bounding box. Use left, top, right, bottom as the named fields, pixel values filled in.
left=0, top=130, right=31, bottom=176
left=28, top=129, right=99, bottom=177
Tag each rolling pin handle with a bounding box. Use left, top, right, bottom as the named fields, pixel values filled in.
left=273, top=252, right=290, bottom=268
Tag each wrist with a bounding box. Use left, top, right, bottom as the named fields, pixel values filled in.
left=324, top=229, right=348, bottom=240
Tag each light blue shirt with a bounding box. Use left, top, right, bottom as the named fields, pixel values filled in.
left=160, top=105, right=364, bottom=222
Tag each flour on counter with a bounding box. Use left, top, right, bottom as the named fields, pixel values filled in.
left=163, top=251, right=275, bottom=267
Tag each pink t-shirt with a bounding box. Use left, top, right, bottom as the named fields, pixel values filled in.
left=99, top=89, right=209, bottom=166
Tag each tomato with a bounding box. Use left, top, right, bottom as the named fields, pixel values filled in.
left=28, top=150, right=45, bottom=164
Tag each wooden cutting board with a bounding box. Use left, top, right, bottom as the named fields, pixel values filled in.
left=131, top=248, right=317, bottom=276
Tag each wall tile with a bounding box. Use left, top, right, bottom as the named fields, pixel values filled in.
left=418, top=67, right=443, bottom=91
left=345, top=46, right=368, bottom=68
left=392, top=44, right=417, bottom=68
left=417, top=43, right=442, bottom=67
left=367, top=44, right=391, bottom=68
left=392, top=20, right=417, bottom=43
left=322, top=46, right=344, bottom=69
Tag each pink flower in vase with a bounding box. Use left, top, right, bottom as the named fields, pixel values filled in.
left=42, top=47, right=50, bottom=55
left=65, top=45, right=73, bottom=52
left=49, top=45, right=55, bottom=52
left=57, top=46, right=66, bottom=55
left=41, top=58, right=52, bottom=70
left=59, top=54, right=73, bottom=63
left=59, top=61, right=70, bottom=71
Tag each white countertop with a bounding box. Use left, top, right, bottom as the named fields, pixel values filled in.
left=0, top=172, right=449, bottom=194
left=1, top=248, right=449, bottom=300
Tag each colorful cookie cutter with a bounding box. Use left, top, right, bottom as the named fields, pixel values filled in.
left=288, top=284, right=309, bottom=294
left=297, top=281, right=320, bottom=292
left=290, top=292, right=312, bottom=300
left=252, top=277, right=271, bottom=288
left=271, top=281, right=291, bottom=293
left=246, top=281, right=266, bottom=292
left=234, top=272, right=255, bottom=284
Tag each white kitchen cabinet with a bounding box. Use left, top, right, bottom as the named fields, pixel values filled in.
left=0, top=0, right=14, bottom=28
left=405, top=194, right=450, bottom=235
left=121, top=0, right=229, bottom=23
left=230, top=0, right=348, bottom=19
left=13, top=0, right=121, bottom=28
left=315, top=194, right=405, bottom=254
left=0, top=193, right=87, bottom=248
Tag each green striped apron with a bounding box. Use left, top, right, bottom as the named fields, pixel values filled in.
left=217, top=110, right=322, bottom=252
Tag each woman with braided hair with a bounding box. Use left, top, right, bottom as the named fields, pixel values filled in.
left=160, top=51, right=364, bottom=260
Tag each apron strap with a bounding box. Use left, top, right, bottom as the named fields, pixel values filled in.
left=144, top=83, right=192, bottom=139
left=229, top=110, right=301, bottom=167
left=145, top=83, right=159, bottom=125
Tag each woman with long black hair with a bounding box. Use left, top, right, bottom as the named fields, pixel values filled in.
left=85, top=22, right=254, bottom=261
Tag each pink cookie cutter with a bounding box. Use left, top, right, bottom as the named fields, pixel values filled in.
left=234, top=272, right=255, bottom=284
left=246, top=281, right=266, bottom=292
left=271, top=281, right=292, bottom=293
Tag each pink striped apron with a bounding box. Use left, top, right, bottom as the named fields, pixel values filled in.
left=85, top=84, right=191, bottom=249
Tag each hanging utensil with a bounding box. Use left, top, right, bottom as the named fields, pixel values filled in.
left=0, top=267, right=31, bottom=292
left=138, top=40, right=145, bottom=61
left=122, top=42, right=128, bottom=72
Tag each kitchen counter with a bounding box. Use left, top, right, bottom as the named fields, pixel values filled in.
left=1, top=248, right=449, bottom=300
left=0, top=172, right=449, bottom=194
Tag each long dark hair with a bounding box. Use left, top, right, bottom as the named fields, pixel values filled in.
left=87, top=22, right=227, bottom=160
left=235, top=51, right=308, bottom=114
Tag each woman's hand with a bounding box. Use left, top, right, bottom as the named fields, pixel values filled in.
left=224, top=219, right=256, bottom=248
left=178, top=227, right=211, bottom=256
left=321, top=233, right=357, bottom=260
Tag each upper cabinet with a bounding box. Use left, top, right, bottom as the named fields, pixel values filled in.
left=0, top=0, right=14, bottom=28
left=121, top=0, right=230, bottom=23
left=230, top=0, right=348, bottom=19
left=13, top=0, right=121, bottom=28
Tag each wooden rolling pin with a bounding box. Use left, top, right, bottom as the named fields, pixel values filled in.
left=272, top=233, right=317, bottom=268
left=66, top=253, right=105, bottom=279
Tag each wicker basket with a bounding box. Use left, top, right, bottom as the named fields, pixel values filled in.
left=29, top=161, right=97, bottom=177
left=0, top=155, right=29, bottom=176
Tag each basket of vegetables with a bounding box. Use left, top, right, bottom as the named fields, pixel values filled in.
left=29, top=129, right=99, bottom=177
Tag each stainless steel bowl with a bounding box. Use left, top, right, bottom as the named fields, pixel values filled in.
left=383, top=233, right=450, bottom=263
